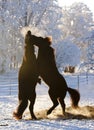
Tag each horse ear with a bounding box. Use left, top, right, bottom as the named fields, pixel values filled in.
left=27, top=30, right=31, bottom=35
left=45, top=36, right=52, bottom=45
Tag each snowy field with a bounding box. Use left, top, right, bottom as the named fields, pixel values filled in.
left=0, top=70, right=94, bottom=130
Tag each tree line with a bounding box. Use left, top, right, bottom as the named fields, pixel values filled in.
left=0, top=0, right=94, bottom=73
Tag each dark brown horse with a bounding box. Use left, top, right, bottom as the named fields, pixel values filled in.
left=31, top=35, right=80, bottom=116
left=13, top=31, right=40, bottom=120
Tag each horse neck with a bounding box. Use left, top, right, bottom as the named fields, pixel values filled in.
left=23, top=45, right=36, bottom=62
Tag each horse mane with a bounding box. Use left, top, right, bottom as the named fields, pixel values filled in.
left=45, top=36, right=52, bottom=45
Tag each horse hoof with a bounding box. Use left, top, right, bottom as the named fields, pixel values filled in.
left=47, top=110, right=51, bottom=115
left=13, top=111, right=22, bottom=120
left=32, top=116, right=37, bottom=120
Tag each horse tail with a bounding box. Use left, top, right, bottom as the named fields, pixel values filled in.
left=67, top=87, right=80, bottom=108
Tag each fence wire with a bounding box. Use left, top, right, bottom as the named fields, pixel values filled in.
left=0, top=71, right=94, bottom=96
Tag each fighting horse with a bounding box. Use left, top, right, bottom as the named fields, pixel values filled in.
left=13, top=31, right=40, bottom=120
left=31, top=35, right=80, bottom=116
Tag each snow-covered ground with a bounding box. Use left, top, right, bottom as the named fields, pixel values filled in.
left=0, top=70, right=94, bottom=130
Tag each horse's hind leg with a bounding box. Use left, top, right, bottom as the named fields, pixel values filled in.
left=29, top=93, right=37, bottom=119
left=47, top=90, right=59, bottom=115
left=58, top=98, right=66, bottom=116
left=47, top=97, right=59, bottom=115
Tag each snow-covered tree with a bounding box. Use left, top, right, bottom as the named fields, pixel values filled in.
left=84, top=29, right=94, bottom=71
left=53, top=39, right=80, bottom=69
left=56, top=2, right=94, bottom=70
left=0, top=0, right=62, bottom=73
left=0, top=0, right=94, bottom=73
left=61, top=2, right=93, bottom=45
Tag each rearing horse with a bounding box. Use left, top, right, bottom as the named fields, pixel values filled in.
left=31, top=35, right=80, bottom=116
left=13, top=31, right=40, bottom=120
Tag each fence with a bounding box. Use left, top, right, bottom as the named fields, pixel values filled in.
left=0, top=71, right=18, bottom=96
left=64, top=74, right=90, bottom=90
left=0, top=71, right=94, bottom=96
